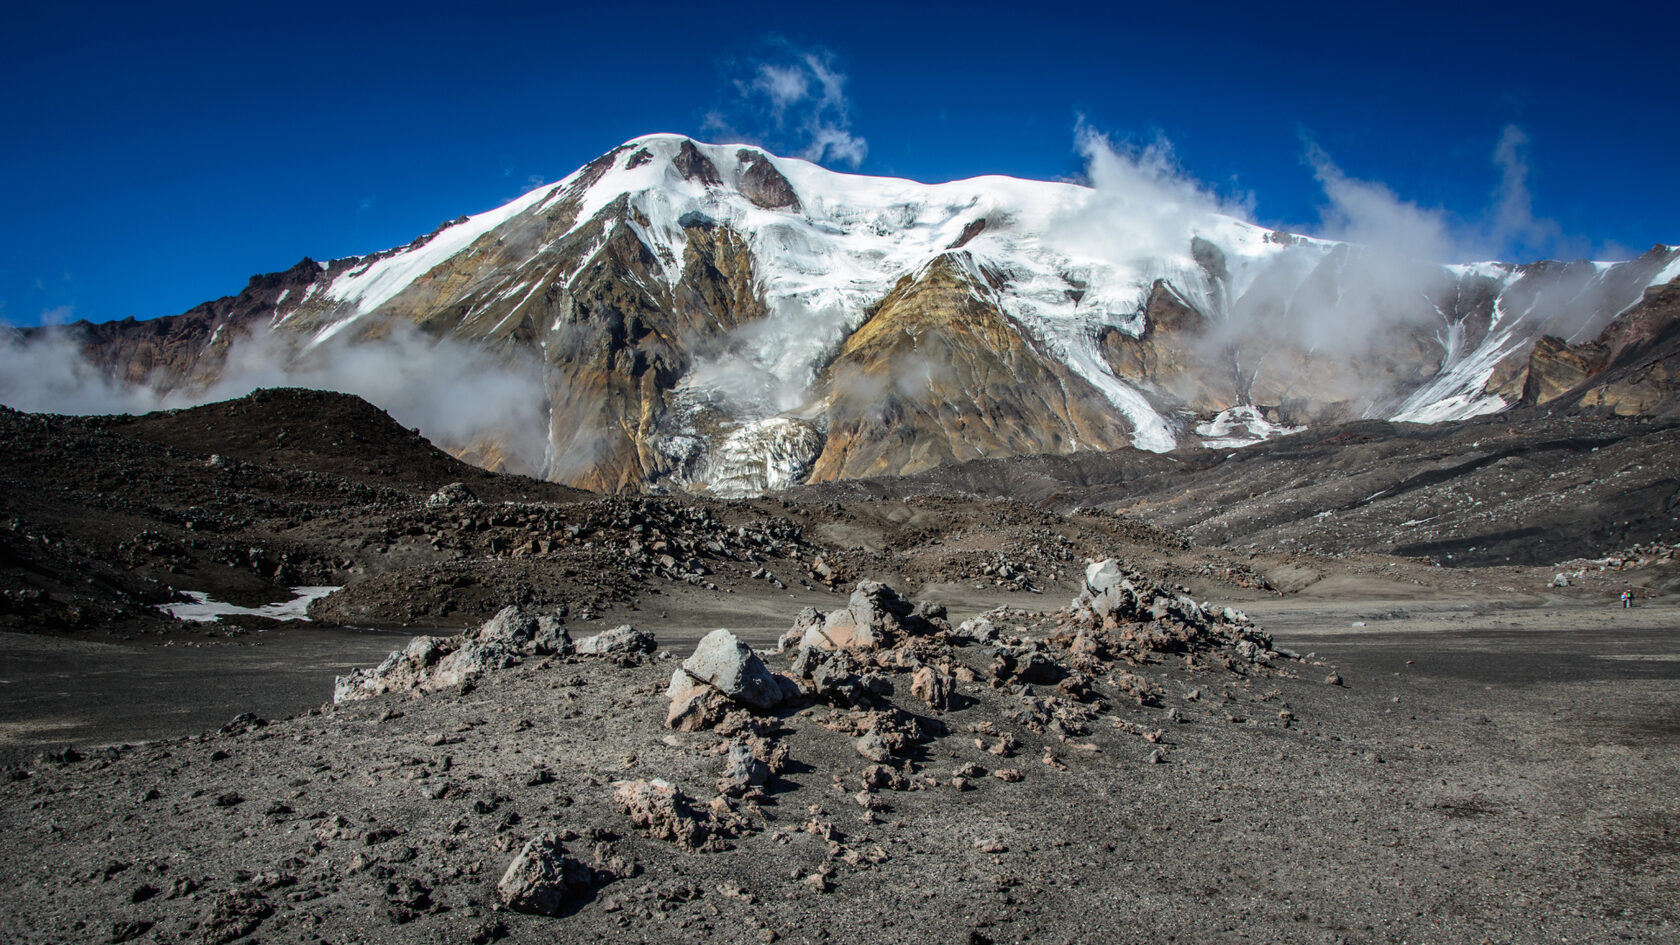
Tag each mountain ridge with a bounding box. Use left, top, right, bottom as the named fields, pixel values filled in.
left=21, top=133, right=1680, bottom=493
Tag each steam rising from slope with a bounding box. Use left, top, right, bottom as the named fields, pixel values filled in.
left=0, top=322, right=550, bottom=474
left=1055, top=123, right=1649, bottom=418
left=1052, top=126, right=1253, bottom=271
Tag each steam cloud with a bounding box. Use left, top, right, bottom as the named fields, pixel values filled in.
left=1061, top=122, right=1631, bottom=413
left=705, top=43, right=868, bottom=168
left=0, top=322, right=551, bottom=475
left=1052, top=124, right=1254, bottom=273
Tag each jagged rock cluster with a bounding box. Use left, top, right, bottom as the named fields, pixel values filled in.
left=606, top=565, right=1289, bottom=855
left=1058, top=559, right=1279, bottom=669
left=325, top=563, right=1297, bottom=914
left=333, top=606, right=649, bottom=703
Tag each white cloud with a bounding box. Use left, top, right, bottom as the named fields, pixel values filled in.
left=0, top=321, right=551, bottom=474
left=750, top=63, right=809, bottom=120
left=708, top=45, right=868, bottom=169
left=1488, top=124, right=1569, bottom=261
left=39, top=305, right=75, bottom=326
left=1302, top=125, right=1587, bottom=265
left=803, top=125, right=868, bottom=168
left=1305, top=142, right=1458, bottom=264
left=1053, top=123, right=1253, bottom=270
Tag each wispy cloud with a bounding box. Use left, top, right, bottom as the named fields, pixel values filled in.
left=0, top=322, right=552, bottom=475
left=1301, top=124, right=1585, bottom=264
left=705, top=43, right=868, bottom=168
left=1055, top=121, right=1255, bottom=269
left=1304, top=140, right=1458, bottom=264
left=1487, top=124, right=1572, bottom=261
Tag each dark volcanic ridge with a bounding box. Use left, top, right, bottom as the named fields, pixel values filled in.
left=791, top=413, right=1680, bottom=569
left=6, top=389, right=1680, bottom=641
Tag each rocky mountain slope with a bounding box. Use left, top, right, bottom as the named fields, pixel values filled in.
left=30, top=135, right=1680, bottom=493
left=8, top=389, right=1679, bottom=648
left=792, top=412, right=1680, bottom=570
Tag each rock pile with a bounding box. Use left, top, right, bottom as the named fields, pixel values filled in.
left=333, top=605, right=581, bottom=703
left=425, top=482, right=478, bottom=509
left=348, top=569, right=1296, bottom=895
left=779, top=581, right=943, bottom=652
left=1056, top=559, right=1279, bottom=668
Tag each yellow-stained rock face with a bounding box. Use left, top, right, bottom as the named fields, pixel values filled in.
left=808, top=254, right=1136, bottom=482
left=1521, top=336, right=1609, bottom=406
left=1523, top=282, right=1680, bottom=417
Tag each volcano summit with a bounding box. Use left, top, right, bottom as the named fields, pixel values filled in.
left=19, top=135, right=1680, bottom=494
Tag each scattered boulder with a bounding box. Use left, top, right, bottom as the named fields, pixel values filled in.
left=219, top=713, right=267, bottom=736
left=859, top=764, right=910, bottom=792
left=664, top=629, right=796, bottom=730
left=497, top=833, right=598, bottom=916
left=910, top=666, right=954, bottom=711
left=789, top=646, right=887, bottom=706
left=613, top=779, right=741, bottom=852
left=669, top=629, right=789, bottom=711
left=855, top=731, right=892, bottom=763
left=666, top=686, right=734, bottom=733
left=953, top=615, right=1001, bottom=645
left=478, top=607, right=572, bottom=656
left=426, top=482, right=478, bottom=508
left=716, top=740, right=772, bottom=797
left=576, top=625, right=658, bottom=656
left=778, top=607, right=826, bottom=651
left=334, top=606, right=569, bottom=703
left=990, top=645, right=1062, bottom=685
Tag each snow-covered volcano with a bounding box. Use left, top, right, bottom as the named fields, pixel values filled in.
left=31, top=135, right=1680, bottom=493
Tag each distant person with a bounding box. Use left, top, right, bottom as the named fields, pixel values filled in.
left=1621, top=590, right=1633, bottom=609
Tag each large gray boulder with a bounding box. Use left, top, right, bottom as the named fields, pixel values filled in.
left=667, top=628, right=785, bottom=710
left=576, top=624, right=657, bottom=655
left=496, top=834, right=595, bottom=916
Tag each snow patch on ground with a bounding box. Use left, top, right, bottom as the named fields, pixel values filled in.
left=160, top=586, right=340, bottom=623
left=1656, top=250, right=1680, bottom=286
left=1195, top=406, right=1305, bottom=449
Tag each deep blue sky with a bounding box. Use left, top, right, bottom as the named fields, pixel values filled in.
left=3, top=0, right=1675, bottom=328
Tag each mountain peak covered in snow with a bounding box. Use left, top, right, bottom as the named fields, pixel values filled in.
left=18, top=134, right=1680, bottom=494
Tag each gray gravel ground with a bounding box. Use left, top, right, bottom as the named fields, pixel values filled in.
left=1, top=596, right=1676, bottom=944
